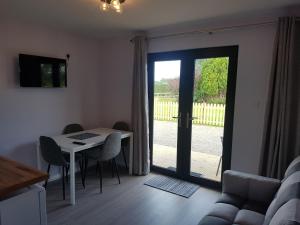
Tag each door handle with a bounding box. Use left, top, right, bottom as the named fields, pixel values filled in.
left=186, top=113, right=198, bottom=128
left=186, top=113, right=190, bottom=128
left=172, top=113, right=182, bottom=127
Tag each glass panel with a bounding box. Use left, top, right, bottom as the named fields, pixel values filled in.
left=41, top=64, right=53, bottom=87
left=152, top=60, right=181, bottom=171
left=59, top=63, right=66, bottom=87
left=190, top=57, right=229, bottom=181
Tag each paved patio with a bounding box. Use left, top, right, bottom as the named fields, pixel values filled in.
left=153, top=121, right=223, bottom=181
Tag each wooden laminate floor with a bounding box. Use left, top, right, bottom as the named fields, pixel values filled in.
left=46, top=166, right=220, bottom=225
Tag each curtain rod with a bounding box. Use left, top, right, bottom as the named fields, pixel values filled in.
left=130, top=17, right=300, bottom=42
left=148, top=20, right=277, bottom=41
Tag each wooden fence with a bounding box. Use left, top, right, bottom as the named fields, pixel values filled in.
left=154, top=100, right=225, bottom=127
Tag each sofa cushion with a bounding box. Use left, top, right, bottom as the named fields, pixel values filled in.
left=248, top=175, right=280, bottom=204
left=264, top=200, right=277, bottom=225
left=217, top=193, right=269, bottom=214
left=284, top=162, right=300, bottom=180
left=264, top=172, right=300, bottom=225
left=223, top=171, right=249, bottom=198
left=234, top=209, right=265, bottom=225
left=223, top=171, right=280, bottom=205
left=199, top=205, right=265, bottom=225
left=279, top=171, right=300, bottom=195
left=269, top=199, right=300, bottom=225
left=200, top=157, right=300, bottom=225
left=243, top=200, right=269, bottom=215
left=217, top=193, right=245, bottom=209
left=284, top=156, right=300, bottom=179
left=198, top=216, right=232, bottom=225
left=207, top=203, right=240, bottom=223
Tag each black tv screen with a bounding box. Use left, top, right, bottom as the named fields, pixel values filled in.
left=19, top=54, right=67, bottom=87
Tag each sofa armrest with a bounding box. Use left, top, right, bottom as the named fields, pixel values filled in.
left=223, top=170, right=281, bottom=204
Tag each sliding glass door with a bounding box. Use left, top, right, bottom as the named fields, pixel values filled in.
left=148, top=46, right=238, bottom=187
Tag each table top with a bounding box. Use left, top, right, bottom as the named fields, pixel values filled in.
left=0, top=156, right=48, bottom=199
left=52, top=127, right=133, bottom=153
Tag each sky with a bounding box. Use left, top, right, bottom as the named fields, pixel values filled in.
left=154, top=60, right=181, bottom=81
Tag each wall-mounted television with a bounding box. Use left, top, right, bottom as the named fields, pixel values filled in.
left=19, top=54, right=67, bottom=87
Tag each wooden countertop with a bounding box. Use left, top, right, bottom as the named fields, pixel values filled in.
left=0, top=156, right=48, bottom=199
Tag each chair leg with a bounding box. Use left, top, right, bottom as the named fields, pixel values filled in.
left=113, top=159, right=120, bottom=184
left=78, top=160, right=85, bottom=189
left=62, top=166, right=66, bottom=200
left=216, top=156, right=222, bottom=176
left=44, top=164, right=51, bottom=188
left=122, top=147, right=128, bottom=170
left=83, top=157, right=88, bottom=185
left=96, top=160, right=99, bottom=175
left=65, top=165, right=69, bottom=183
left=111, top=160, right=115, bottom=177
left=81, top=152, right=86, bottom=169
left=97, top=161, right=103, bottom=193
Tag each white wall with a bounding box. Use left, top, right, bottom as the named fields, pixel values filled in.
left=96, top=38, right=134, bottom=128
left=0, top=20, right=103, bottom=176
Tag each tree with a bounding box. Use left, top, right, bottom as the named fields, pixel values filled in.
left=194, top=58, right=229, bottom=103
left=166, top=78, right=179, bottom=94
left=154, top=80, right=170, bottom=94
left=155, top=78, right=180, bottom=95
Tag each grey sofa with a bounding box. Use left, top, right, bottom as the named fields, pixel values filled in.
left=199, top=156, right=300, bottom=225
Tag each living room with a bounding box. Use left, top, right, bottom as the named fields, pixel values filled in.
left=0, top=1, right=299, bottom=225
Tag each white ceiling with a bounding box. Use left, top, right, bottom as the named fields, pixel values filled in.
left=0, top=0, right=299, bottom=38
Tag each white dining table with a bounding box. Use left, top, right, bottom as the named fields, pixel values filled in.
left=36, top=127, right=133, bottom=205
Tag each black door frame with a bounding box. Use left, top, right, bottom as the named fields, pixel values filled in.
left=148, top=46, right=239, bottom=189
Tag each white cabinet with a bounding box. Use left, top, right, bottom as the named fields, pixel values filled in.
left=0, top=185, right=47, bottom=225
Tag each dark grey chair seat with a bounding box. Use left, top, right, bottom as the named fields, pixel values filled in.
left=85, top=147, right=103, bottom=160
left=112, top=121, right=130, bottom=169
left=62, top=123, right=84, bottom=135
left=39, top=136, right=85, bottom=200
left=85, top=132, right=122, bottom=193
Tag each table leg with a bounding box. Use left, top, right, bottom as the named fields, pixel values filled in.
left=70, top=151, right=76, bottom=205
left=36, top=141, right=41, bottom=170
left=129, top=134, right=133, bottom=175
left=36, top=141, right=46, bottom=186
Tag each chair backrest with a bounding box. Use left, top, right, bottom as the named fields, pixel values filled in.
left=63, top=123, right=84, bottom=134
left=112, top=121, right=129, bottom=131
left=98, top=132, right=122, bottom=161
left=39, top=136, right=67, bottom=166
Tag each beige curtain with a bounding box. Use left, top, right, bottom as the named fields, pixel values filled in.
left=260, top=17, right=300, bottom=179
left=131, top=35, right=150, bottom=175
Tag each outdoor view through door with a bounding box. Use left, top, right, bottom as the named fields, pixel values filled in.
left=190, top=57, right=228, bottom=181
left=148, top=46, right=238, bottom=186
left=153, top=60, right=181, bottom=172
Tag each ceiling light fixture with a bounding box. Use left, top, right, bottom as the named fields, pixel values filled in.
left=100, top=0, right=126, bottom=13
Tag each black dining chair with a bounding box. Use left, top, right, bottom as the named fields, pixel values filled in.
left=62, top=123, right=84, bottom=135
left=62, top=123, right=86, bottom=187
left=112, top=121, right=129, bottom=169
left=84, top=132, right=122, bottom=193
left=39, top=136, right=85, bottom=200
